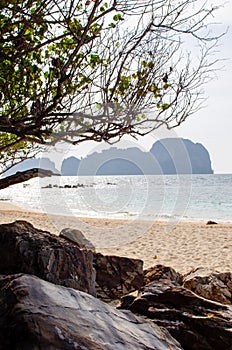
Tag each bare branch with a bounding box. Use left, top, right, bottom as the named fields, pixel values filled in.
left=0, top=0, right=225, bottom=176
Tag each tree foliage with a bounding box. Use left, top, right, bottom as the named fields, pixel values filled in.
left=0, top=0, right=223, bottom=174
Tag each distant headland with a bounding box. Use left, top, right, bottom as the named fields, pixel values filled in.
left=61, top=138, right=213, bottom=175
left=5, top=138, right=214, bottom=176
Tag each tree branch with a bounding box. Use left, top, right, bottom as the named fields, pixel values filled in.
left=0, top=168, right=60, bottom=190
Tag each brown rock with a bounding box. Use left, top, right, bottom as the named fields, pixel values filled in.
left=94, top=252, right=144, bottom=302
left=0, top=220, right=96, bottom=295
left=144, top=264, right=183, bottom=285
left=183, top=268, right=232, bottom=304
left=119, top=266, right=232, bottom=350
left=0, top=274, right=183, bottom=350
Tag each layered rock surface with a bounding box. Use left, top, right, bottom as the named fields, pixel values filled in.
left=0, top=220, right=145, bottom=303
left=183, top=268, right=232, bottom=305
left=120, top=265, right=232, bottom=350
left=0, top=221, right=232, bottom=349
left=94, top=253, right=144, bottom=302
left=0, top=274, right=183, bottom=350
left=0, top=220, right=96, bottom=295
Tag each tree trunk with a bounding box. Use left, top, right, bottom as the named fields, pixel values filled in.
left=0, top=168, right=59, bottom=190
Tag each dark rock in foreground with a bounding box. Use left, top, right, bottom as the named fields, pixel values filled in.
left=183, top=267, right=232, bottom=305
left=94, top=253, right=144, bottom=302
left=144, top=264, right=183, bottom=286
left=1, top=221, right=232, bottom=349
left=120, top=265, right=232, bottom=350
left=0, top=221, right=145, bottom=302
left=0, top=221, right=96, bottom=295
left=0, top=274, right=183, bottom=350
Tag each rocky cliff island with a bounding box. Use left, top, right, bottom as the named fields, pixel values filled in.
left=2, top=138, right=213, bottom=177
left=61, top=138, right=213, bottom=175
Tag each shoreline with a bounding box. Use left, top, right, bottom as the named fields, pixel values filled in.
left=0, top=201, right=232, bottom=274
left=1, top=199, right=232, bottom=225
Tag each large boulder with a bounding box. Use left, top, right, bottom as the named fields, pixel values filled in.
left=94, top=252, right=144, bottom=302
left=0, top=221, right=96, bottom=295
left=183, top=268, right=232, bottom=305
left=0, top=274, right=183, bottom=350
left=144, top=264, right=183, bottom=286
left=60, top=228, right=95, bottom=251
left=120, top=265, right=232, bottom=350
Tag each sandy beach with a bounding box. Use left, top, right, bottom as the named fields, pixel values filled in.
left=0, top=201, right=232, bottom=274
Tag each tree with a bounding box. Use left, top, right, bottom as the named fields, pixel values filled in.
left=0, top=0, right=223, bottom=182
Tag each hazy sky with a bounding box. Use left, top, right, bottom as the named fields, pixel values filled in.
left=176, top=0, right=232, bottom=174
left=47, top=1, right=232, bottom=174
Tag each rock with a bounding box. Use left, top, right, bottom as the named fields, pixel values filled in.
left=61, top=138, right=213, bottom=175
left=206, top=220, right=218, bottom=225
left=144, top=264, right=183, bottom=285
left=94, top=253, right=144, bottom=302
left=60, top=228, right=95, bottom=251
left=150, top=138, right=214, bottom=174
left=61, top=156, right=81, bottom=176
left=0, top=221, right=96, bottom=295
left=119, top=266, right=232, bottom=350
left=183, top=268, right=232, bottom=304
left=0, top=274, right=183, bottom=350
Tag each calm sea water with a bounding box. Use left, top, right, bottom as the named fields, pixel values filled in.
left=1, top=174, right=232, bottom=223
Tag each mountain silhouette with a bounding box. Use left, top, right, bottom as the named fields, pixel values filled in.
left=61, top=138, right=213, bottom=175
left=3, top=157, right=59, bottom=177
left=4, top=138, right=213, bottom=176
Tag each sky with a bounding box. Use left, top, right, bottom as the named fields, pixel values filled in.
left=45, top=1, right=232, bottom=174
left=176, top=0, right=232, bottom=174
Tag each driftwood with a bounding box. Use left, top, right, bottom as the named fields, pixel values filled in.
left=0, top=168, right=59, bottom=190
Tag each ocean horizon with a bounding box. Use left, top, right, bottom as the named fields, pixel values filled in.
left=0, top=173, right=232, bottom=223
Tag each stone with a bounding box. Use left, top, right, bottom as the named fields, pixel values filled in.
left=0, top=220, right=96, bottom=295
left=60, top=227, right=95, bottom=251
left=0, top=274, right=183, bottom=350
left=206, top=220, right=218, bottom=225
left=183, top=268, right=232, bottom=304
left=144, top=264, right=183, bottom=286
left=60, top=138, right=213, bottom=175
left=119, top=266, right=232, bottom=350
left=94, top=253, right=144, bottom=302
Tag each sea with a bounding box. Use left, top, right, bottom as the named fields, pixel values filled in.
left=1, top=174, right=232, bottom=223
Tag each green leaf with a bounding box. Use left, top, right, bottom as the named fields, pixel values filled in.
left=96, top=103, right=102, bottom=110
left=162, top=103, right=169, bottom=110
left=113, top=13, right=123, bottom=21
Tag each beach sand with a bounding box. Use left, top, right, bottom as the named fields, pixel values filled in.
left=0, top=201, right=232, bottom=274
